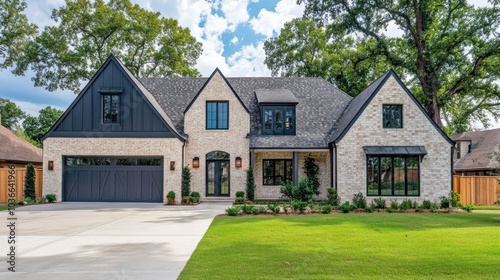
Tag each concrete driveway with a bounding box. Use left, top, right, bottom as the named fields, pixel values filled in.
left=0, top=202, right=231, bottom=280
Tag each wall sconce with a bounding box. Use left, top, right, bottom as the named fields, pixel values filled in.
left=48, top=161, right=54, bottom=171
left=170, top=161, right=176, bottom=171
left=192, top=157, right=200, bottom=168
left=235, top=156, right=242, bottom=168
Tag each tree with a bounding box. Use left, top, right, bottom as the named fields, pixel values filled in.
left=0, top=98, right=26, bottom=129
left=246, top=167, right=256, bottom=201
left=24, top=163, right=36, bottom=200
left=0, top=0, right=37, bottom=69
left=15, top=0, right=203, bottom=93
left=181, top=166, right=192, bottom=197
left=22, top=106, right=63, bottom=147
left=267, top=0, right=500, bottom=133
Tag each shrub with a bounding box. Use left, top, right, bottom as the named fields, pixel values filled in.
left=181, top=166, right=192, bottom=197
left=182, top=196, right=190, bottom=204
left=226, top=207, right=239, bottom=216
left=304, top=156, right=320, bottom=195
left=386, top=208, right=394, bottom=213
left=25, top=197, right=35, bottom=205
left=280, top=177, right=315, bottom=202
left=291, top=200, right=308, bottom=212
left=390, top=200, right=399, bottom=210
left=321, top=204, right=332, bottom=214
left=190, top=191, right=200, bottom=198
left=246, top=167, right=256, bottom=201
left=166, top=191, right=175, bottom=205
left=24, top=163, right=36, bottom=200
left=412, top=200, right=419, bottom=209
left=373, top=197, right=386, bottom=209
left=236, top=191, right=245, bottom=198
left=352, top=192, right=367, bottom=209
left=241, top=205, right=254, bottom=214
left=274, top=206, right=281, bottom=214
left=312, top=205, right=322, bottom=213
left=461, top=204, right=474, bottom=212
left=430, top=203, right=438, bottom=212
left=340, top=202, right=352, bottom=213
left=399, top=199, right=411, bottom=211
left=17, top=200, right=24, bottom=205
left=45, top=194, right=57, bottom=203
left=37, top=197, right=47, bottom=204
left=440, top=196, right=450, bottom=209
left=252, top=207, right=260, bottom=215
left=422, top=200, right=432, bottom=209
left=258, top=206, right=267, bottom=214
left=235, top=197, right=245, bottom=204
left=365, top=207, right=374, bottom=213
left=326, top=188, right=341, bottom=207
left=450, top=190, right=462, bottom=208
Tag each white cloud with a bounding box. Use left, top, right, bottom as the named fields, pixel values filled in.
left=220, top=0, right=251, bottom=31
left=231, top=36, right=239, bottom=44
left=250, top=0, right=304, bottom=38
left=226, top=42, right=271, bottom=76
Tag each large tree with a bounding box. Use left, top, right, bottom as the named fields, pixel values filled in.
left=22, top=106, right=63, bottom=147
left=0, top=0, right=37, bottom=69
left=14, top=0, right=203, bottom=93
left=0, top=98, right=26, bottom=129
left=266, top=0, right=500, bottom=133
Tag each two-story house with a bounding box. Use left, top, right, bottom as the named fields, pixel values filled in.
left=42, top=55, right=454, bottom=203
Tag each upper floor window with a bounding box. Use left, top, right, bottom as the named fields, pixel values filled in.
left=262, top=106, right=295, bottom=135
left=206, top=101, right=229, bottom=129
left=383, top=105, right=402, bottom=128
left=103, top=94, right=120, bottom=123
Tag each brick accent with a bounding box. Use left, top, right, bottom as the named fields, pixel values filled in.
left=335, top=76, right=452, bottom=203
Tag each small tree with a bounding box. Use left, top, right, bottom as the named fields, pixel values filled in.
left=304, top=156, right=320, bottom=195
left=246, top=167, right=256, bottom=201
left=24, top=163, right=36, bottom=200
left=181, top=166, right=192, bottom=197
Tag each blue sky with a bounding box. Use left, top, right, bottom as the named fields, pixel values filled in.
left=0, top=0, right=304, bottom=116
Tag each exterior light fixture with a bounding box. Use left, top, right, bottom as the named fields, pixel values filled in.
left=170, top=161, right=176, bottom=171
left=193, top=157, right=200, bottom=168
left=235, top=156, right=242, bottom=168
left=48, top=161, right=54, bottom=171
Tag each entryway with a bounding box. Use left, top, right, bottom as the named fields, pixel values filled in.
left=206, top=151, right=230, bottom=197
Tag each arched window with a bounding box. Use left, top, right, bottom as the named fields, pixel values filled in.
left=206, top=151, right=230, bottom=160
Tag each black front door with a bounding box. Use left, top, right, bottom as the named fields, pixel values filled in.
left=206, top=160, right=230, bottom=196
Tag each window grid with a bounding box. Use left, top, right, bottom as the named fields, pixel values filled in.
left=383, top=105, right=402, bottom=128
left=103, top=94, right=120, bottom=123
left=206, top=101, right=229, bottom=129
left=263, top=159, right=293, bottom=185
left=367, top=155, right=419, bottom=196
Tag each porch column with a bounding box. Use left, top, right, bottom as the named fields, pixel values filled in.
left=250, top=149, right=255, bottom=169
left=293, top=151, right=299, bottom=186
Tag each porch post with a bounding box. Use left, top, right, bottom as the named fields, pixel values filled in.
left=293, top=151, right=299, bottom=186
left=250, top=149, right=255, bottom=169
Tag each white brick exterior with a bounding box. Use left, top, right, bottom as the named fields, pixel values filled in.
left=335, top=76, right=452, bottom=203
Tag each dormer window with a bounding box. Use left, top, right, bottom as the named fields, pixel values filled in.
left=255, top=89, right=298, bottom=136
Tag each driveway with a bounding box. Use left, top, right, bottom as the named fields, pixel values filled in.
left=0, top=202, right=230, bottom=280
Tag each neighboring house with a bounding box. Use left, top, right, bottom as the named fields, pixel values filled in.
left=42, top=55, right=453, bottom=203
left=450, top=128, right=500, bottom=176
left=0, top=124, right=43, bottom=202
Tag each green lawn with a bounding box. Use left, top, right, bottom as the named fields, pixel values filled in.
left=0, top=205, right=10, bottom=211
left=179, top=214, right=500, bottom=280
left=473, top=205, right=500, bottom=210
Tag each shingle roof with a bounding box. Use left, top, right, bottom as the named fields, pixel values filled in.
left=0, top=125, right=42, bottom=164
left=255, top=89, right=298, bottom=105
left=140, top=76, right=352, bottom=148
left=450, top=128, right=500, bottom=171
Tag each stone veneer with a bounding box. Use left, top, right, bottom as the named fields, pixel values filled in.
left=335, top=76, right=452, bottom=203
left=42, top=137, right=183, bottom=202
left=184, top=71, right=250, bottom=199
left=254, top=151, right=330, bottom=199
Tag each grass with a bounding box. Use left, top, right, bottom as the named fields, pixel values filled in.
left=473, top=205, right=500, bottom=210
left=0, top=205, right=9, bottom=211
left=179, top=214, right=500, bottom=280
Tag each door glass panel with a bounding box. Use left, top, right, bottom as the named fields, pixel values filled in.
left=381, top=157, right=392, bottom=195
left=207, top=161, right=215, bottom=195
left=221, top=162, right=229, bottom=195
left=367, top=156, right=379, bottom=196
left=393, top=157, right=405, bottom=195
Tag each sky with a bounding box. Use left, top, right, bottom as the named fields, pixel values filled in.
left=0, top=0, right=305, bottom=117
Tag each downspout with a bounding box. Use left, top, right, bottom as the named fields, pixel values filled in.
left=329, top=143, right=333, bottom=188
left=334, top=142, right=338, bottom=191
left=182, top=140, right=186, bottom=168
left=450, top=145, right=454, bottom=191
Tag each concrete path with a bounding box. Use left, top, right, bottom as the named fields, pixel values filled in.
left=0, top=202, right=231, bottom=280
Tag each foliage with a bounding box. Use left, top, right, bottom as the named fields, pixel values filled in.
left=0, top=98, right=26, bottom=130
left=422, top=200, right=432, bottom=210
left=303, top=156, right=320, bottom=195
left=15, top=0, right=202, bottom=93
left=181, top=166, right=192, bottom=197
left=291, top=200, right=308, bottom=212
left=340, top=201, right=353, bottom=213
left=22, top=106, right=63, bottom=147
left=326, top=187, right=340, bottom=207
left=461, top=204, right=474, bottom=213
left=23, top=163, right=36, bottom=200
left=12, top=125, right=39, bottom=146
left=181, top=196, right=190, bottom=205
left=45, top=194, right=57, bottom=203
left=252, top=207, right=260, bottom=215
left=390, top=200, right=399, bottom=210
left=267, top=0, right=500, bottom=133
left=352, top=192, right=367, bottom=209
left=280, top=177, right=315, bottom=202
left=372, top=197, right=386, bottom=209
left=24, top=197, right=35, bottom=205
left=37, top=197, right=47, bottom=204
left=234, top=197, right=245, bottom=204
left=440, top=196, right=450, bottom=209
left=245, top=167, right=256, bottom=201
left=450, top=190, right=462, bottom=208
left=166, top=190, right=175, bottom=205
left=399, top=199, right=412, bottom=212
left=241, top=205, right=254, bottom=215
left=0, top=0, right=37, bottom=70
left=321, top=204, right=332, bottom=214
left=190, top=192, right=200, bottom=198
left=225, top=207, right=239, bottom=216
left=235, top=191, right=245, bottom=198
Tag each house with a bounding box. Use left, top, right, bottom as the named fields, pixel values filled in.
left=42, top=55, right=454, bottom=203
left=0, top=124, right=43, bottom=202
left=450, top=128, right=500, bottom=176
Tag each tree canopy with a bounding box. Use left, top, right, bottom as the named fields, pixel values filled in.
left=0, top=97, right=26, bottom=129
left=14, top=0, right=203, bottom=93
left=22, top=106, right=63, bottom=147
left=265, top=0, right=500, bottom=133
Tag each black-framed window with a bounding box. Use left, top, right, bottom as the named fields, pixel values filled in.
left=262, top=106, right=295, bottom=135
left=206, top=101, right=228, bottom=129
left=103, top=94, right=120, bottom=123
left=263, top=159, right=293, bottom=185
left=367, top=155, right=419, bottom=196
left=383, top=105, right=402, bottom=128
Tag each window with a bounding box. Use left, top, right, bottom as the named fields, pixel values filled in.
left=367, top=156, right=419, bottom=196
left=206, top=101, right=228, bottom=129
left=263, top=159, right=293, bottom=185
left=383, top=105, right=402, bottom=128
left=262, top=106, right=295, bottom=135
left=103, top=94, right=120, bottom=123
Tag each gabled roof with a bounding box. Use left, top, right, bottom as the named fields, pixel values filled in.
left=255, top=89, right=298, bottom=105
left=450, top=128, right=500, bottom=171
left=0, top=125, right=42, bottom=164
left=329, top=69, right=454, bottom=146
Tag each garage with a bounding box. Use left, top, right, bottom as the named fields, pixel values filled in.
left=63, top=157, right=164, bottom=202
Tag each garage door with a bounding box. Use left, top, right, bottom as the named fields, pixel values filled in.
left=63, top=157, right=164, bottom=202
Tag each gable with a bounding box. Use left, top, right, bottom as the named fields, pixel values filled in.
left=43, top=55, right=184, bottom=140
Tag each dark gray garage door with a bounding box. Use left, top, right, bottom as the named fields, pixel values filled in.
left=63, top=157, right=163, bottom=202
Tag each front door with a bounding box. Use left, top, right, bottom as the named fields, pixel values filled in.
left=206, top=160, right=230, bottom=196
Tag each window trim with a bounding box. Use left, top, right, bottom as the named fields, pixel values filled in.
left=382, top=104, right=403, bottom=129
left=102, top=93, right=121, bottom=124
left=366, top=155, right=420, bottom=196
left=206, top=101, right=229, bottom=130
left=262, top=159, right=293, bottom=186
left=261, top=106, right=296, bottom=135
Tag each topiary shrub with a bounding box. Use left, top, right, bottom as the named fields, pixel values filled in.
left=234, top=197, right=245, bottom=204
left=45, top=194, right=57, bottom=203
left=236, top=191, right=245, bottom=198
left=246, top=167, right=256, bottom=201
left=226, top=207, right=239, bottom=216
left=326, top=188, right=341, bottom=207
left=181, top=166, right=192, bottom=197
left=24, top=163, right=36, bottom=200
left=166, top=191, right=176, bottom=205
left=190, top=192, right=200, bottom=203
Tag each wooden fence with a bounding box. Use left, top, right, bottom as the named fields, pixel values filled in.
left=0, top=167, right=43, bottom=203
left=453, top=175, right=500, bottom=206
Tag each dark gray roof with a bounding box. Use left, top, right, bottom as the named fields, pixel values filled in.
left=255, top=89, right=298, bottom=105
left=450, top=128, right=500, bottom=171
left=140, top=76, right=352, bottom=148
left=363, top=146, right=427, bottom=156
